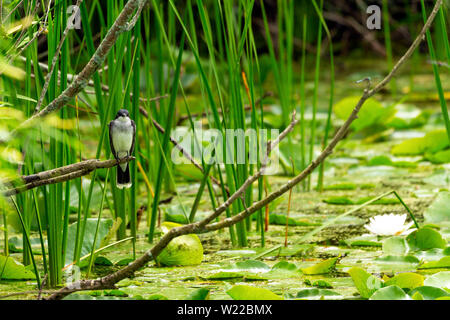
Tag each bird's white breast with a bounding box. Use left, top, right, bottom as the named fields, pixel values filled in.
left=111, top=117, right=133, bottom=157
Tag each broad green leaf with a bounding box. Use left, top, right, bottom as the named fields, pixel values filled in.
left=93, top=256, right=113, bottom=266
left=334, top=96, right=395, bottom=132
left=406, top=227, right=446, bottom=250
left=343, top=234, right=382, bottom=247
left=392, top=130, right=449, bottom=156
left=186, top=288, right=210, bottom=300
left=226, top=285, right=283, bottom=300
left=409, top=286, right=449, bottom=300
left=369, top=285, right=410, bottom=300
left=300, top=257, right=339, bottom=275
left=382, top=236, right=409, bottom=255
left=65, top=218, right=113, bottom=266
left=156, top=222, right=203, bottom=266
left=424, top=192, right=450, bottom=224
left=384, top=273, right=424, bottom=290
left=323, top=183, right=357, bottom=190
left=423, top=271, right=450, bottom=290
left=234, top=260, right=270, bottom=271
left=0, top=255, right=36, bottom=280
left=8, top=236, right=44, bottom=254
left=374, top=255, right=420, bottom=264
left=206, top=272, right=244, bottom=280
left=156, top=234, right=203, bottom=266
left=411, top=291, right=424, bottom=300
left=295, top=288, right=342, bottom=300
left=348, top=267, right=383, bottom=299
left=426, top=149, right=450, bottom=164
left=419, top=256, right=450, bottom=269
left=271, top=261, right=298, bottom=272
left=269, top=213, right=319, bottom=226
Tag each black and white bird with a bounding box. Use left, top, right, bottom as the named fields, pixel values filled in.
left=108, top=109, right=136, bottom=189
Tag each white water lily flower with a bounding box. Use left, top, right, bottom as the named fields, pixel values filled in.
left=364, top=214, right=416, bottom=236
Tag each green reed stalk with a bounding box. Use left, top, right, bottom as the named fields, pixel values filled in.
left=308, top=0, right=323, bottom=191
left=420, top=0, right=450, bottom=143
left=313, top=0, right=335, bottom=192
left=299, top=15, right=307, bottom=190
left=86, top=169, right=110, bottom=278
left=148, top=33, right=185, bottom=242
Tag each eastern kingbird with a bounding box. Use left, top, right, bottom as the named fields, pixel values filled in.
left=109, top=109, right=136, bottom=189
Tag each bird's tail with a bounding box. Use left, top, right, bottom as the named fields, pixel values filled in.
left=117, top=164, right=131, bottom=189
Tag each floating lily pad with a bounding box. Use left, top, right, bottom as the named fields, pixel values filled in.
left=206, top=271, right=244, bottom=280
left=269, top=213, right=319, bottom=226
left=295, top=288, right=341, bottom=300
left=424, top=192, right=450, bottom=225
left=8, top=236, right=44, bottom=254
left=270, top=261, right=298, bottom=273
left=323, top=183, right=357, bottom=190
left=226, top=285, right=283, bottom=300
left=369, top=285, right=410, bottom=300
left=343, top=234, right=382, bottom=247
left=391, top=129, right=449, bottom=156
left=426, top=149, right=450, bottom=164
left=334, top=96, right=395, bottom=133
left=419, top=257, right=450, bottom=269
left=157, top=232, right=204, bottom=267
left=348, top=267, right=383, bottom=299
left=423, top=272, right=450, bottom=290
left=186, top=288, right=210, bottom=300
left=300, top=257, right=339, bottom=275
left=64, top=218, right=114, bottom=266
left=384, top=272, right=424, bottom=290
left=234, top=260, right=270, bottom=271
left=374, top=255, right=420, bottom=264
left=406, top=227, right=446, bottom=251
left=409, top=286, right=449, bottom=300
left=382, top=236, right=409, bottom=255
left=0, top=255, right=36, bottom=280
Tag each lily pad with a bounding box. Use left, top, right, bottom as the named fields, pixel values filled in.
left=300, top=257, right=339, bottom=275
left=334, top=96, right=395, bottom=132
left=406, top=227, right=447, bottom=251
left=234, top=260, right=270, bottom=271
left=295, top=288, right=342, bottom=300
left=157, top=233, right=203, bottom=267
left=226, top=285, right=283, bottom=300
left=0, top=255, right=36, bottom=280
left=382, top=236, right=409, bottom=255
left=384, top=272, right=424, bottom=290
left=424, top=192, right=450, bottom=224
left=409, top=286, right=449, bottom=300
left=369, top=285, right=410, bottom=300
left=374, top=255, right=420, bottom=264
left=343, top=234, right=382, bottom=247
left=348, top=267, right=383, bottom=299
left=64, top=218, right=114, bottom=266
left=8, top=236, right=44, bottom=254
left=391, top=129, right=449, bottom=156
left=270, top=261, right=298, bottom=272
left=423, top=271, right=450, bottom=290
left=206, top=271, right=244, bottom=280
left=419, top=256, right=450, bottom=269
left=186, top=288, right=210, bottom=300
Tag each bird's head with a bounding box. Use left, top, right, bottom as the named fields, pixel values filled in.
left=115, top=109, right=130, bottom=119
